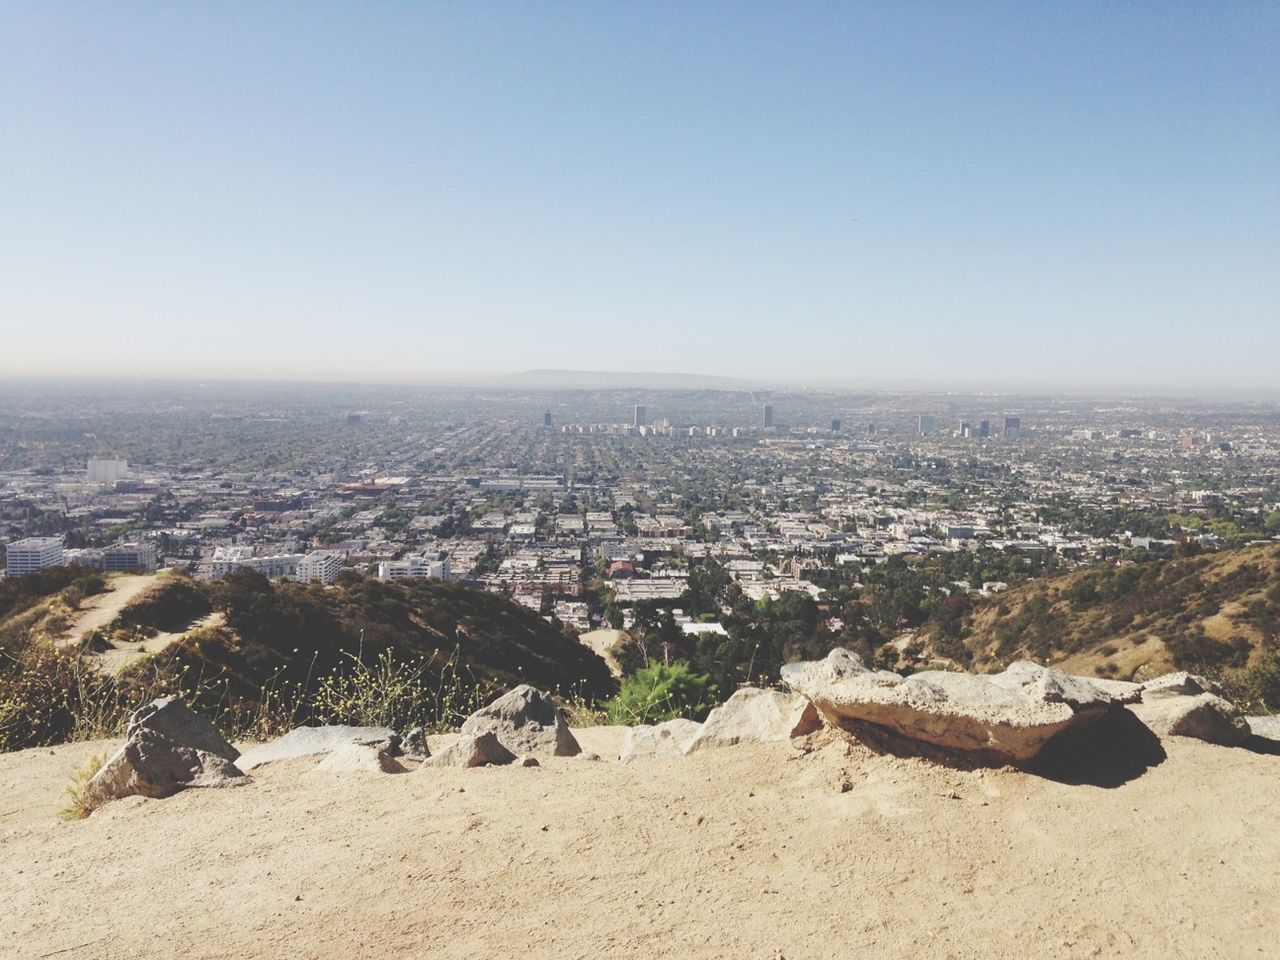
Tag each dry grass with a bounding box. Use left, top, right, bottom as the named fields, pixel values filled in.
left=59, top=750, right=108, bottom=820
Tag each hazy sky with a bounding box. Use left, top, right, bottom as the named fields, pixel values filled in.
left=2, top=3, right=1277, bottom=390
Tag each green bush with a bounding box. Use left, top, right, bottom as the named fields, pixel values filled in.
left=605, top=661, right=716, bottom=726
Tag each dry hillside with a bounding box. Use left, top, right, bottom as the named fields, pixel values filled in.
left=925, top=543, right=1280, bottom=682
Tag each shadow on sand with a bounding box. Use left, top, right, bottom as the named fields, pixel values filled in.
left=1028, top=707, right=1167, bottom=788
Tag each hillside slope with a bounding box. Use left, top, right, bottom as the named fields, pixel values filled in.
left=0, top=568, right=616, bottom=750
left=924, top=543, right=1280, bottom=681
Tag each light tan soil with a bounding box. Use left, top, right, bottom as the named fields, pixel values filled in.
left=1, top=727, right=1277, bottom=959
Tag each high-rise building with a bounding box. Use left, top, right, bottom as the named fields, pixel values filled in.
left=633, top=405, right=647, bottom=427
left=867, top=422, right=876, bottom=437
left=1003, top=416, right=1022, bottom=439
left=762, top=404, right=774, bottom=429
left=831, top=418, right=842, bottom=432
left=917, top=414, right=936, bottom=435
left=5, top=537, right=65, bottom=577
left=959, top=420, right=972, bottom=438
left=87, top=459, right=128, bottom=485
left=543, top=410, right=552, bottom=427
left=978, top=420, right=991, bottom=438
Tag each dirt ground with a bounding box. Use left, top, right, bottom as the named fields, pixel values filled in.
left=1, top=726, right=1277, bottom=960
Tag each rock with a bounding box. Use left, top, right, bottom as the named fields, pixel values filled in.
left=235, top=725, right=396, bottom=771
left=1074, top=676, right=1143, bottom=704
left=781, top=648, right=1114, bottom=763
left=1130, top=694, right=1251, bottom=746
left=399, top=727, right=431, bottom=759
left=86, top=727, right=248, bottom=807
left=515, top=755, right=541, bottom=767
left=420, top=732, right=516, bottom=768
left=1139, top=672, right=1225, bottom=699
left=618, top=718, right=703, bottom=762
left=312, top=742, right=406, bottom=774
left=1125, top=671, right=1250, bottom=746
left=1247, top=715, right=1280, bottom=740
left=685, top=689, right=820, bottom=754
left=460, top=685, right=580, bottom=757
left=128, top=696, right=239, bottom=762
left=575, top=752, right=602, bottom=762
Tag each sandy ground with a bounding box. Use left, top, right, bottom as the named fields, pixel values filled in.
left=1, top=727, right=1278, bottom=960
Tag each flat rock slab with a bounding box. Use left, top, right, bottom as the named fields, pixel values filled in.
left=312, top=742, right=406, bottom=774
left=781, top=648, right=1114, bottom=763
left=685, top=689, right=820, bottom=754
left=236, top=726, right=395, bottom=771
left=460, top=685, right=580, bottom=757
left=619, top=718, right=703, bottom=762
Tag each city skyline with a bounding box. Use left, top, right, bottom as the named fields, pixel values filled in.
left=3, top=3, right=1277, bottom=389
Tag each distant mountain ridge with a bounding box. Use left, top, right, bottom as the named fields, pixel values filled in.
left=488, top=369, right=765, bottom=391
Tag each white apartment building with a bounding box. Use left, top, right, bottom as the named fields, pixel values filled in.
left=377, top=555, right=451, bottom=581
left=296, top=550, right=344, bottom=584
left=6, top=537, right=66, bottom=577
left=204, top=546, right=304, bottom=581
left=87, top=459, right=129, bottom=485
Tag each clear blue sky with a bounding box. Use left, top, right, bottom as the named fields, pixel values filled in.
left=2, top=2, right=1277, bottom=390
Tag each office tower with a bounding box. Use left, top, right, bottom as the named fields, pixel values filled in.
left=543, top=411, right=552, bottom=427
left=6, top=537, right=65, bottom=577
left=87, top=459, right=128, bottom=485
left=831, top=418, right=842, bottom=432
left=1003, top=415, right=1021, bottom=439
left=633, top=405, right=647, bottom=427
left=959, top=420, right=972, bottom=438
left=917, top=414, right=936, bottom=435
left=978, top=420, right=991, bottom=438
left=762, top=404, right=774, bottom=429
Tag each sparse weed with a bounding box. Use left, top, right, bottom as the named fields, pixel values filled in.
left=59, top=750, right=108, bottom=820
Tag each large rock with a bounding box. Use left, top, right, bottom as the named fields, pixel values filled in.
left=128, top=696, right=240, bottom=762
left=86, top=727, right=247, bottom=807
left=684, top=689, right=820, bottom=754
left=235, top=725, right=396, bottom=771
left=460, top=685, right=580, bottom=757
left=420, top=732, right=516, bottom=769
left=312, top=742, right=406, bottom=774
left=618, top=718, right=703, bottom=762
left=84, top=697, right=247, bottom=808
left=781, top=648, right=1114, bottom=763
left=1129, top=673, right=1250, bottom=746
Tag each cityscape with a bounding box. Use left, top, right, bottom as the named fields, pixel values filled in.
left=4, top=380, right=1278, bottom=646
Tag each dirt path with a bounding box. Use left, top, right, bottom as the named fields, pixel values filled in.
left=59, top=574, right=164, bottom=646
left=2, top=730, right=1277, bottom=959
left=59, top=573, right=224, bottom=674
left=93, top=610, right=225, bottom=675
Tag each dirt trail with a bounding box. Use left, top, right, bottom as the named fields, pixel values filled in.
left=93, top=610, right=225, bottom=674
left=59, top=573, right=162, bottom=646
left=2, top=729, right=1277, bottom=959
left=59, top=573, right=224, bottom=674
